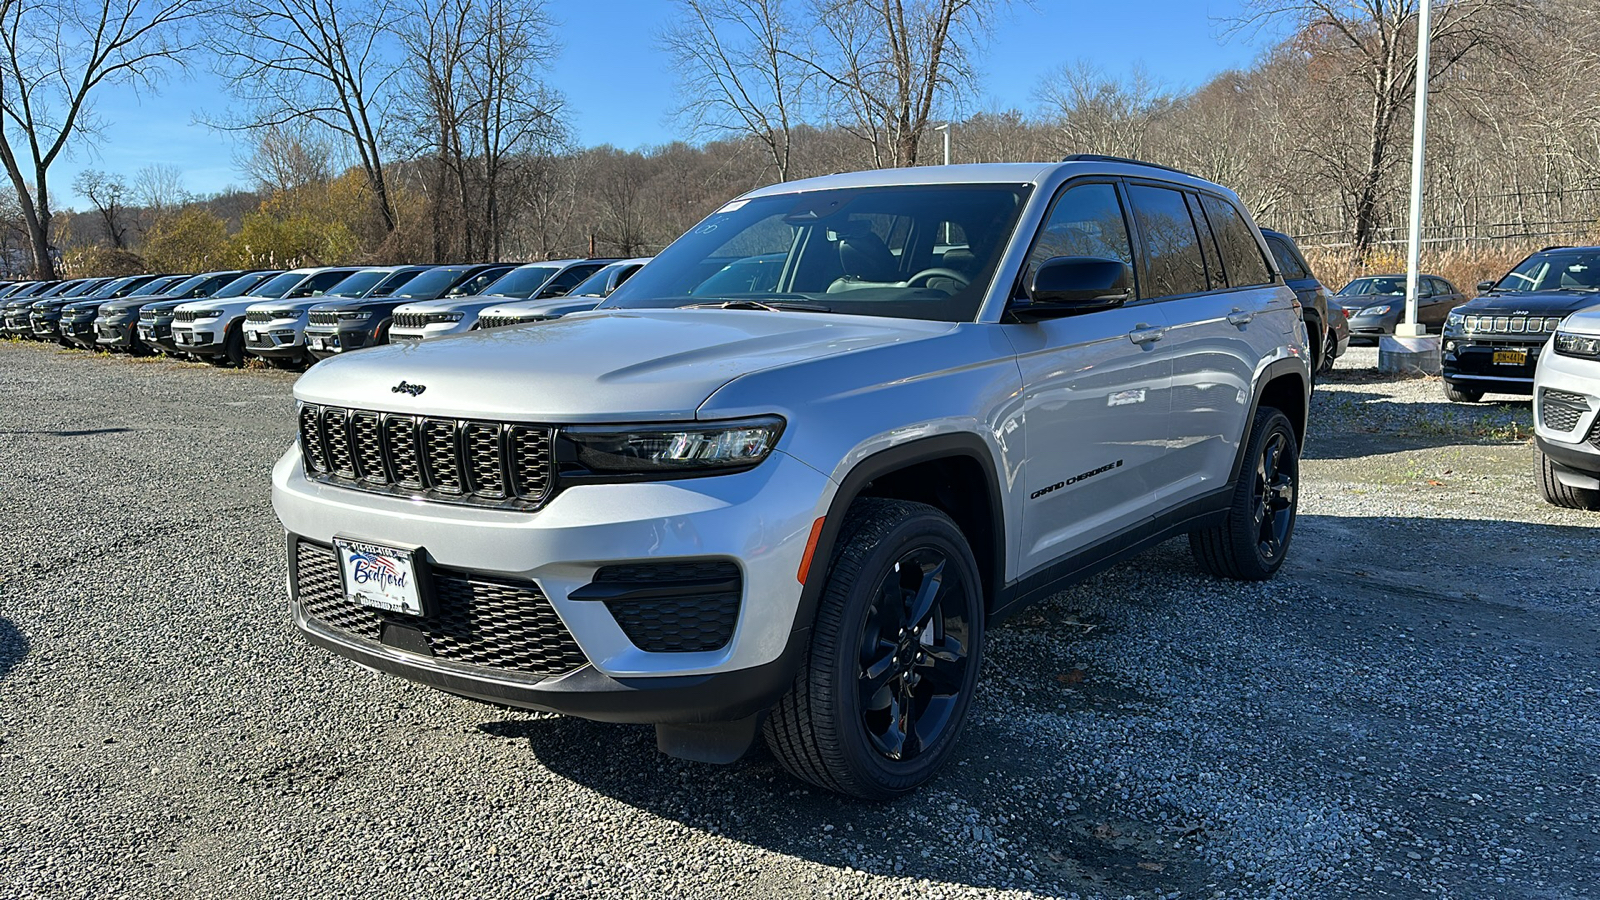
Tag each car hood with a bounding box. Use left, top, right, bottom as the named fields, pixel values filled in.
left=480, top=297, right=603, bottom=318
left=1344, top=299, right=1404, bottom=315
left=294, top=308, right=955, bottom=421
left=1458, top=290, right=1600, bottom=316
left=99, top=293, right=181, bottom=315
left=1558, top=303, right=1600, bottom=337
left=392, top=295, right=515, bottom=314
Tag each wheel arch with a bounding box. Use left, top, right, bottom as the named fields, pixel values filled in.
left=1230, top=358, right=1309, bottom=485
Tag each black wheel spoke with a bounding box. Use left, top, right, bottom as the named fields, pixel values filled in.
left=905, top=558, right=944, bottom=627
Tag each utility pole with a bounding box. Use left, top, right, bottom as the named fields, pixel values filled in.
left=934, top=123, right=951, bottom=165
left=1397, top=0, right=1432, bottom=339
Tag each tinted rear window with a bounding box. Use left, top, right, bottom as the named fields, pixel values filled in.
left=1128, top=185, right=1207, bottom=298
left=1267, top=238, right=1308, bottom=280
left=1200, top=196, right=1272, bottom=287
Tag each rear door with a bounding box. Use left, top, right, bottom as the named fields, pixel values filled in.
left=1153, top=189, right=1288, bottom=506
left=1004, top=180, right=1175, bottom=573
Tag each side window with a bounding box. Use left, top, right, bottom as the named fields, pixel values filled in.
left=1199, top=195, right=1273, bottom=287
left=1025, top=182, right=1134, bottom=287
left=1128, top=184, right=1207, bottom=298
left=541, top=265, right=602, bottom=297
left=1267, top=238, right=1307, bottom=280
left=289, top=271, right=350, bottom=298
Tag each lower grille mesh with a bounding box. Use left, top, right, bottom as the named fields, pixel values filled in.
left=593, top=561, right=742, bottom=653
left=294, top=540, right=590, bottom=677
left=1540, top=389, right=1587, bottom=433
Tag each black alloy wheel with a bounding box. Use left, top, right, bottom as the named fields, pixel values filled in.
left=1252, top=428, right=1297, bottom=564
left=764, top=498, right=984, bottom=799
left=1190, top=406, right=1300, bottom=581
left=856, top=547, right=973, bottom=763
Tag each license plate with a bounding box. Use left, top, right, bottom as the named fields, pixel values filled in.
left=334, top=537, right=428, bottom=616
left=308, top=336, right=325, bottom=349
left=1493, top=350, right=1527, bottom=365
left=175, top=333, right=191, bottom=345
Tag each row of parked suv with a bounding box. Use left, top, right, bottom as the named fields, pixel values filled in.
left=0, top=257, right=651, bottom=368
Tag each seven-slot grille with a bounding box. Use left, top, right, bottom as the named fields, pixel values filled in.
left=477, top=314, right=534, bottom=330
left=293, top=540, right=590, bottom=677
left=309, top=310, right=340, bottom=326
left=173, top=308, right=202, bottom=323
left=1540, top=388, right=1589, bottom=433
left=392, top=311, right=429, bottom=328
left=1461, top=314, right=1564, bottom=336
left=245, top=310, right=275, bottom=323
left=139, top=308, right=160, bottom=321
left=298, top=403, right=553, bottom=507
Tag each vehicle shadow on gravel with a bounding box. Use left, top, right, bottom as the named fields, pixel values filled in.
left=0, top=617, right=28, bottom=679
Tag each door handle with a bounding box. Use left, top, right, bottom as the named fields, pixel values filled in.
left=1226, top=308, right=1255, bottom=326
left=1128, top=324, right=1166, bottom=344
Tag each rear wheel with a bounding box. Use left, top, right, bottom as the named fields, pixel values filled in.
left=1444, top=382, right=1483, bottom=403
left=1536, top=447, right=1600, bottom=510
left=222, top=322, right=245, bottom=367
left=1190, top=407, right=1300, bottom=581
left=764, top=498, right=984, bottom=800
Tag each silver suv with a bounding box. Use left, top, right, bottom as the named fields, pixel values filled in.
left=273, top=158, right=1310, bottom=799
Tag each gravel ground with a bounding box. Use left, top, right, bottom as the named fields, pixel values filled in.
left=1, top=340, right=1597, bottom=899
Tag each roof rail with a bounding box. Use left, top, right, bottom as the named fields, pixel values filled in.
left=1539, top=244, right=1572, bottom=252
left=1060, top=153, right=1198, bottom=179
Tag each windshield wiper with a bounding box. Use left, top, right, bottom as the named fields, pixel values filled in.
left=683, top=299, right=831, bottom=313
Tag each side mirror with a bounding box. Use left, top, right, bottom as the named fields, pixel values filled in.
left=1476, top=280, right=1495, bottom=293
left=1011, top=256, right=1133, bottom=322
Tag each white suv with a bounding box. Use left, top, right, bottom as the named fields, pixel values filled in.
left=173, top=267, right=359, bottom=366
left=1532, top=304, right=1600, bottom=509
left=272, top=158, right=1310, bottom=798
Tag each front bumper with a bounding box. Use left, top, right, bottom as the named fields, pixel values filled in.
left=5, top=312, right=33, bottom=336
left=60, top=317, right=100, bottom=347
left=303, top=325, right=376, bottom=357
left=1441, top=334, right=1544, bottom=394
left=245, top=320, right=307, bottom=359
left=172, top=323, right=224, bottom=355
left=95, top=318, right=139, bottom=350
left=1348, top=316, right=1397, bottom=338
left=1533, top=345, right=1600, bottom=483
left=272, top=447, right=834, bottom=722
left=29, top=314, right=61, bottom=338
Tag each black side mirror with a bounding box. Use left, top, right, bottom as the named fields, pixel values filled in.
left=1477, top=280, right=1495, bottom=293
left=1012, top=256, right=1133, bottom=322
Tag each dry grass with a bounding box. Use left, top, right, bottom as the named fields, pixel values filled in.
left=1302, top=244, right=1544, bottom=295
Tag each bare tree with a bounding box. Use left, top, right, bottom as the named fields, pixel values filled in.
left=72, top=169, right=130, bottom=248
left=1232, top=0, right=1515, bottom=253
left=806, top=0, right=1003, bottom=167
left=1034, top=61, right=1174, bottom=160
left=664, top=0, right=811, bottom=181
left=214, top=0, right=400, bottom=232
left=134, top=163, right=190, bottom=212
left=239, top=123, right=336, bottom=194
left=0, top=0, right=209, bottom=277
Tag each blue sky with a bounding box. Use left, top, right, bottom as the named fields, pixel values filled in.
left=65, top=0, right=1285, bottom=209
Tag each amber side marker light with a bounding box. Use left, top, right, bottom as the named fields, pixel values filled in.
left=797, top=517, right=826, bottom=584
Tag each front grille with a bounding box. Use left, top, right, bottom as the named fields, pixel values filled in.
left=593, top=561, right=742, bottom=653
left=246, top=310, right=274, bottom=324
left=309, top=311, right=339, bottom=326
left=393, top=312, right=428, bottom=328
left=1540, top=388, right=1588, bottom=433
left=139, top=309, right=158, bottom=321
left=293, top=540, right=590, bottom=677
left=173, top=309, right=200, bottom=323
left=1463, top=314, right=1563, bottom=336
left=299, top=403, right=554, bottom=508
left=477, top=314, right=526, bottom=330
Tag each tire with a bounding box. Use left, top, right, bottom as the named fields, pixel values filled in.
left=222, top=322, right=245, bottom=367
left=1536, top=447, right=1600, bottom=510
left=763, top=498, right=984, bottom=800
left=1444, top=382, right=1483, bottom=403
left=1189, top=407, right=1300, bottom=581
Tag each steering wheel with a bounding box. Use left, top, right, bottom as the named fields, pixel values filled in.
left=905, top=267, right=971, bottom=289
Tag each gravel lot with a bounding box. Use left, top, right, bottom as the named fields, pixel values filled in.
left=2, top=341, right=1597, bottom=899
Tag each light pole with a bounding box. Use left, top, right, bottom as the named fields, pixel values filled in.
left=1397, top=0, right=1433, bottom=339
left=934, top=123, right=951, bottom=166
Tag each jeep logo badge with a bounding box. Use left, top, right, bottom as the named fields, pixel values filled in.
left=392, top=380, right=426, bottom=396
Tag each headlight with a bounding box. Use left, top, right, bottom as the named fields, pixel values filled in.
left=194, top=309, right=223, bottom=319
left=562, top=417, right=784, bottom=474
left=426, top=312, right=465, bottom=323
left=1553, top=331, right=1600, bottom=359
left=338, top=311, right=372, bottom=321
left=1361, top=305, right=1391, bottom=316
left=268, top=309, right=302, bottom=319
left=1446, top=311, right=1464, bottom=328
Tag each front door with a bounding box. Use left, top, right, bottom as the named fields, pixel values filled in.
left=1004, top=181, right=1174, bottom=575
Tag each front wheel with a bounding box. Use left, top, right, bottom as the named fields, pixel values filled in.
left=1536, top=447, right=1600, bottom=510
left=1444, top=382, right=1483, bottom=403
left=1190, top=407, right=1300, bottom=581
left=764, top=498, right=984, bottom=800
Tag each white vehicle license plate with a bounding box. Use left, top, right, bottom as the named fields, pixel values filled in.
left=334, top=537, right=427, bottom=616
left=308, top=336, right=325, bottom=349
left=175, top=332, right=191, bottom=345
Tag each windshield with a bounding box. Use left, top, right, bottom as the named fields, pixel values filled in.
left=132, top=276, right=183, bottom=296
left=601, top=184, right=1029, bottom=321
left=209, top=271, right=277, bottom=298
left=250, top=271, right=312, bottom=299
left=392, top=267, right=473, bottom=299
left=97, top=276, right=143, bottom=296
left=325, top=269, right=391, bottom=298
left=476, top=266, right=559, bottom=299
left=1338, top=277, right=1405, bottom=296
left=64, top=279, right=108, bottom=297
left=568, top=262, right=634, bottom=297
left=1494, top=250, right=1600, bottom=292
left=369, top=269, right=425, bottom=297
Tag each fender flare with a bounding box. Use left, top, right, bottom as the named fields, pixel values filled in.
left=1228, top=356, right=1310, bottom=486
